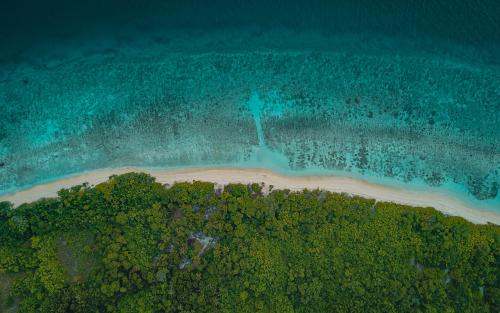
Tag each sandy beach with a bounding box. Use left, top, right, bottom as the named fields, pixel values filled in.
left=0, top=167, right=499, bottom=225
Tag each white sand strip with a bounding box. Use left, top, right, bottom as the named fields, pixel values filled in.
left=0, top=167, right=499, bottom=225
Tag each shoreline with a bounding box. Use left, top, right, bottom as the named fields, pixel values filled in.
left=0, top=167, right=499, bottom=225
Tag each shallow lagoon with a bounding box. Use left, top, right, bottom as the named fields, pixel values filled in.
left=0, top=26, right=499, bottom=211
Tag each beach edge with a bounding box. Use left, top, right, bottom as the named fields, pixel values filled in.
left=0, top=167, right=499, bottom=225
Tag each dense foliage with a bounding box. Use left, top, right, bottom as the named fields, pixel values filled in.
left=0, top=173, right=499, bottom=313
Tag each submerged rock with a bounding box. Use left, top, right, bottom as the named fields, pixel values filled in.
left=468, top=175, right=499, bottom=200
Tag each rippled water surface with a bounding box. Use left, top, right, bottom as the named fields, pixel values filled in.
left=0, top=1, right=499, bottom=210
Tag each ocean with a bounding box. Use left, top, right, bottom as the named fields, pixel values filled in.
left=0, top=1, right=499, bottom=210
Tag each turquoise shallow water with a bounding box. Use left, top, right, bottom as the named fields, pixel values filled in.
left=0, top=26, right=499, bottom=211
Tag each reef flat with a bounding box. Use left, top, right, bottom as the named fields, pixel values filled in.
left=0, top=29, right=499, bottom=210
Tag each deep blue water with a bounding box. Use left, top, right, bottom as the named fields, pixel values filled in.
left=0, top=1, right=499, bottom=210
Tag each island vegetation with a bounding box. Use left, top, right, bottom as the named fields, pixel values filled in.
left=0, top=173, right=499, bottom=312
